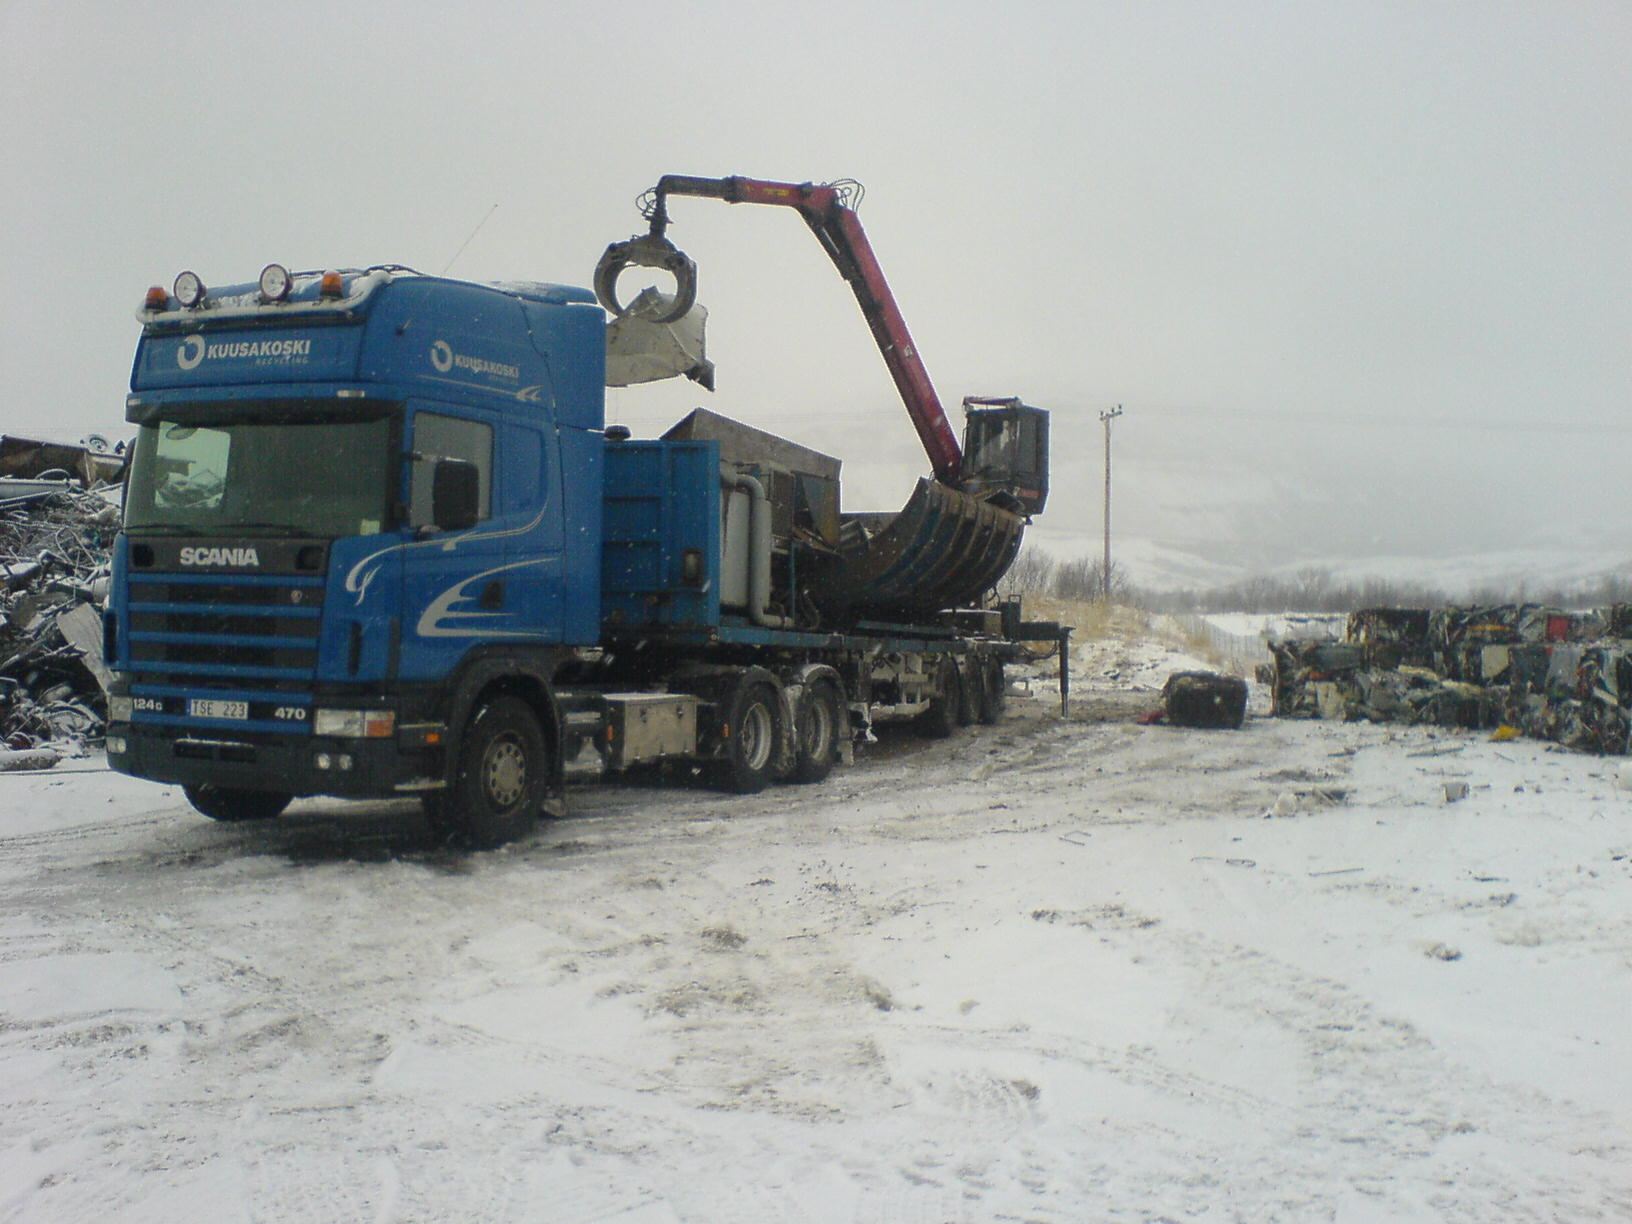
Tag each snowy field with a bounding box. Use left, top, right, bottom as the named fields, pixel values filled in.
left=2, top=624, right=1629, bottom=1223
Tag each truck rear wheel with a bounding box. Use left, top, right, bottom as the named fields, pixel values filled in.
left=976, top=657, right=1007, bottom=725
left=184, top=784, right=291, bottom=822
left=714, top=672, right=783, bottom=794
left=791, top=678, right=844, bottom=784
left=955, top=659, right=977, bottom=726
left=917, top=657, right=960, bottom=739
left=446, top=696, right=546, bottom=847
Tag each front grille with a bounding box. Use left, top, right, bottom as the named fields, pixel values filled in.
left=123, top=572, right=324, bottom=733
left=130, top=609, right=322, bottom=639
left=141, top=580, right=325, bottom=608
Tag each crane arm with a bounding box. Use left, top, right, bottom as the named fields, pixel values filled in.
left=635, top=175, right=964, bottom=484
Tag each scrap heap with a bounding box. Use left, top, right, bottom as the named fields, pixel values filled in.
left=0, top=435, right=125, bottom=761
left=1271, top=603, right=1632, bottom=754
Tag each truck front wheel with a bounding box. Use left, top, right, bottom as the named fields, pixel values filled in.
left=184, top=784, right=291, bottom=822
left=447, top=696, right=546, bottom=847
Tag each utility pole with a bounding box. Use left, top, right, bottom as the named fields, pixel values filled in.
left=1099, top=405, right=1123, bottom=602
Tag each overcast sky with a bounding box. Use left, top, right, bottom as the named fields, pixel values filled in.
left=4, top=1, right=1627, bottom=578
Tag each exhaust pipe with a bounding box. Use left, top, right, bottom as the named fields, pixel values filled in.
left=728, top=473, right=795, bottom=630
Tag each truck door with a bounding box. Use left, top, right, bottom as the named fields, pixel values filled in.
left=396, top=404, right=507, bottom=681
left=495, top=420, right=567, bottom=644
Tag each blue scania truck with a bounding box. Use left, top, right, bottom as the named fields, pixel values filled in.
left=104, top=175, right=1052, bottom=845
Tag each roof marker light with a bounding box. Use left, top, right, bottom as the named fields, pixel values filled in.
left=318, top=270, right=345, bottom=299
left=142, top=286, right=168, bottom=312
left=259, top=263, right=293, bottom=302
left=173, top=271, right=206, bottom=308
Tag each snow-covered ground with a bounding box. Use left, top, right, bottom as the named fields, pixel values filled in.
left=1199, top=613, right=1348, bottom=643
left=3, top=623, right=1629, bottom=1222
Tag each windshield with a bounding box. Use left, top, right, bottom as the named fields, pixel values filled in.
left=123, top=406, right=396, bottom=538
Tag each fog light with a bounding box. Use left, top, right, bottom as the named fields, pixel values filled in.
left=173, top=271, right=207, bottom=308
left=315, top=752, right=333, bottom=770
left=106, top=736, right=128, bottom=755
left=109, top=695, right=134, bottom=721
left=259, top=263, right=293, bottom=302
left=336, top=754, right=353, bottom=771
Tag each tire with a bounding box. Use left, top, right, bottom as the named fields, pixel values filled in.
left=976, top=656, right=1007, bottom=725
left=184, top=784, right=291, bottom=822
left=791, top=678, right=845, bottom=784
left=714, top=673, right=783, bottom=794
left=954, top=659, right=977, bottom=727
left=917, top=657, right=960, bottom=739
left=445, top=696, right=546, bottom=848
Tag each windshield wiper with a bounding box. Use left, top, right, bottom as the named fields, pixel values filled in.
left=227, top=523, right=327, bottom=538
left=124, top=523, right=200, bottom=536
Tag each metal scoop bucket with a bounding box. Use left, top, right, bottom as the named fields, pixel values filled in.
left=814, top=478, right=1026, bottom=620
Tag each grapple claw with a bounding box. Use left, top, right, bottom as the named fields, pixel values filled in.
left=593, top=233, right=697, bottom=323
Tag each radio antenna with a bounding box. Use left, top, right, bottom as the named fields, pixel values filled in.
left=441, top=204, right=499, bottom=276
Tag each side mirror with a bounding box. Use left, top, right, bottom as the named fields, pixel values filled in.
left=432, top=458, right=480, bottom=531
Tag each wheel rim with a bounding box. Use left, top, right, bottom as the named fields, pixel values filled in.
left=740, top=700, right=773, bottom=772
left=483, top=734, right=527, bottom=809
left=803, top=694, right=832, bottom=757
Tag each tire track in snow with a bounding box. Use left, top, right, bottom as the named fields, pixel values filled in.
left=982, top=900, right=1631, bottom=1222
left=5, top=693, right=1627, bottom=1220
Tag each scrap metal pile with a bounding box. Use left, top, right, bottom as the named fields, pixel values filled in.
left=0, top=435, right=125, bottom=763
left=1271, top=604, right=1632, bottom=754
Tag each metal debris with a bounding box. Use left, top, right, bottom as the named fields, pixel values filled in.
left=0, top=436, right=126, bottom=759
left=1271, top=603, right=1632, bottom=755
left=0, top=746, right=62, bottom=772
left=1162, top=670, right=1248, bottom=729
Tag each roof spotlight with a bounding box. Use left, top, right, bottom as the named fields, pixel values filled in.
left=173, top=271, right=207, bottom=308
left=259, top=263, right=293, bottom=302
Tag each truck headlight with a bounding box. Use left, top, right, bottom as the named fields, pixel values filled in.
left=313, top=709, right=396, bottom=738
left=109, top=695, right=134, bottom=722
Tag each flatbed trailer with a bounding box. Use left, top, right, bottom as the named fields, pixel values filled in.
left=104, top=176, right=1056, bottom=846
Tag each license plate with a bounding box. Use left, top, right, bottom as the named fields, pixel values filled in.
left=190, top=699, right=249, bottom=721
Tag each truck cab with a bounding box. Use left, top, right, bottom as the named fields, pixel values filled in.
left=107, top=267, right=606, bottom=829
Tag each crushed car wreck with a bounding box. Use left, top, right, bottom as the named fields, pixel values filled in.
left=1271, top=603, right=1632, bottom=755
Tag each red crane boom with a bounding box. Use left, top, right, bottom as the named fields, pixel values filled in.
left=603, top=175, right=964, bottom=485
